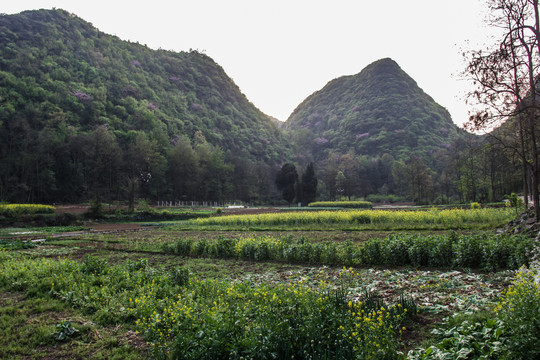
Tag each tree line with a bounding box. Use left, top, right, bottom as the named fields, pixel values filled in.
left=276, top=132, right=520, bottom=206
left=0, top=122, right=282, bottom=206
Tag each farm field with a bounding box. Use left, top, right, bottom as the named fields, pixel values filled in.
left=0, top=207, right=538, bottom=359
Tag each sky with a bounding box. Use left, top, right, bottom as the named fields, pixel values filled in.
left=2, top=0, right=499, bottom=127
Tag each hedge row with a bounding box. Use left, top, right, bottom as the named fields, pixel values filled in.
left=162, top=232, right=534, bottom=270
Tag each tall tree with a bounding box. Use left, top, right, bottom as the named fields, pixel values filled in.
left=465, top=0, right=540, bottom=217
left=124, top=132, right=162, bottom=211
left=299, top=162, right=318, bottom=205
left=405, top=155, right=433, bottom=204
left=82, top=126, right=121, bottom=204
left=275, top=163, right=298, bottom=206
left=167, top=136, right=198, bottom=201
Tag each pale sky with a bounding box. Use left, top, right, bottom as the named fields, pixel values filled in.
left=2, top=0, right=499, bottom=127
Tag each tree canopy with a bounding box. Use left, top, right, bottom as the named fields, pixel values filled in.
left=465, top=0, right=540, bottom=217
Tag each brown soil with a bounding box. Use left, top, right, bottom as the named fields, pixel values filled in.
left=54, top=205, right=90, bottom=214
left=86, top=223, right=142, bottom=231
left=220, top=207, right=282, bottom=216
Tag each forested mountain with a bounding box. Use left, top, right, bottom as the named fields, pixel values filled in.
left=285, top=58, right=460, bottom=161
left=0, top=9, right=290, bottom=203
left=283, top=59, right=520, bottom=204
left=0, top=9, right=522, bottom=206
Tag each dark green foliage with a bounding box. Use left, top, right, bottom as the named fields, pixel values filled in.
left=215, top=235, right=236, bottom=258
left=362, top=233, right=534, bottom=270
left=298, top=162, right=318, bottom=205
left=0, top=9, right=290, bottom=204
left=0, top=239, right=36, bottom=250
left=175, top=238, right=195, bottom=256
left=0, top=9, right=523, bottom=206
left=170, top=267, right=190, bottom=286
left=275, top=163, right=298, bottom=206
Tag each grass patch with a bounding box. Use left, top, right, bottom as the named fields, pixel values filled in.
left=0, top=292, right=146, bottom=359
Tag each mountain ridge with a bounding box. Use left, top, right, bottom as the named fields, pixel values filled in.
left=0, top=8, right=288, bottom=162
left=0, top=9, right=289, bottom=203
left=285, top=57, right=460, bottom=160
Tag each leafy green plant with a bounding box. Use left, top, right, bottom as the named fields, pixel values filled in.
left=126, top=258, right=148, bottom=272
left=410, top=266, right=540, bottom=359
left=161, top=232, right=532, bottom=270
left=170, top=267, right=190, bottom=286
left=82, top=255, right=109, bottom=275
left=0, top=239, right=36, bottom=250
left=408, top=318, right=506, bottom=359
left=54, top=320, right=78, bottom=341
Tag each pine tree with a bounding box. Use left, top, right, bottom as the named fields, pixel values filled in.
left=300, top=162, right=318, bottom=205
left=275, top=163, right=298, bottom=206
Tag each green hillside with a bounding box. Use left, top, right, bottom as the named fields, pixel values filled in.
left=0, top=9, right=289, bottom=203
left=285, top=58, right=460, bottom=160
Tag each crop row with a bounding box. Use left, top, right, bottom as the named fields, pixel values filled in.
left=0, top=253, right=415, bottom=359
left=0, top=204, right=55, bottom=217
left=162, top=232, right=534, bottom=270
left=191, top=208, right=515, bottom=229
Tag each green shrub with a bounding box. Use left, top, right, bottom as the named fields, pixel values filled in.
left=174, top=238, right=194, bottom=256
left=194, top=238, right=210, bottom=256
left=453, top=234, right=483, bottom=268
left=215, top=236, right=236, bottom=258
left=470, top=202, right=481, bottom=209
left=504, top=193, right=524, bottom=208
left=87, top=200, right=104, bottom=218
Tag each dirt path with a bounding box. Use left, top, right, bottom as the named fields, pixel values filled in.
left=2, top=223, right=145, bottom=243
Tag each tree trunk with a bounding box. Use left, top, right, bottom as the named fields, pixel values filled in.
left=527, top=109, right=539, bottom=217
